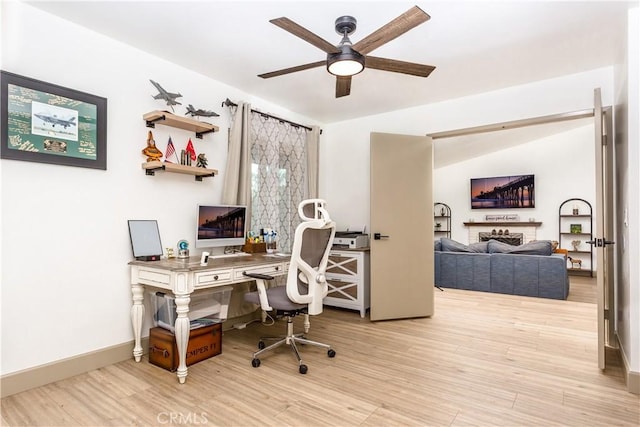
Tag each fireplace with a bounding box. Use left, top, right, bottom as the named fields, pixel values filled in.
left=463, top=221, right=541, bottom=244
left=479, top=232, right=523, bottom=246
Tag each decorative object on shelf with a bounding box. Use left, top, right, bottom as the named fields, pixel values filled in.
left=571, top=240, right=581, bottom=251
left=435, top=222, right=442, bottom=229
left=150, top=79, right=182, bottom=112
left=177, top=240, right=189, bottom=259
left=570, top=224, right=582, bottom=234
left=491, top=229, right=497, bottom=235
left=568, top=256, right=582, bottom=269
left=196, top=153, right=208, bottom=168
left=573, top=205, right=579, bottom=215
left=485, top=214, right=519, bottom=222
left=504, top=229, right=509, bottom=235
left=185, top=104, right=219, bottom=118
left=142, top=131, right=163, bottom=162
left=440, top=207, right=446, bottom=216
left=182, top=138, right=196, bottom=166
left=164, top=136, right=178, bottom=163
left=165, top=247, right=175, bottom=259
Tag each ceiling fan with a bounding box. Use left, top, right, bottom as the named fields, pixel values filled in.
left=258, top=5, right=436, bottom=98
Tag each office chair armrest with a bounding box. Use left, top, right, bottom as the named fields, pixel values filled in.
left=243, top=272, right=274, bottom=311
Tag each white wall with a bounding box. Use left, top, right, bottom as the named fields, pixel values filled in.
left=0, top=2, right=319, bottom=375
left=320, top=68, right=614, bottom=231
left=433, top=125, right=596, bottom=245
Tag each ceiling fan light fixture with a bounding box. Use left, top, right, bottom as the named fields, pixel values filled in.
left=327, top=47, right=365, bottom=76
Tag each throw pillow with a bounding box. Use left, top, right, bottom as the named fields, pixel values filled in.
left=440, top=238, right=488, bottom=253
left=435, top=240, right=442, bottom=251
left=487, top=239, right=553, bottom=256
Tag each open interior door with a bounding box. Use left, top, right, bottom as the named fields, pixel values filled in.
left=370, top=132, right=434, bottom=321
left=592, top=88, right=616, bottom=369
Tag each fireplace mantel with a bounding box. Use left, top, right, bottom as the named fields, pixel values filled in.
left=463, top=221, right=542, bottom=227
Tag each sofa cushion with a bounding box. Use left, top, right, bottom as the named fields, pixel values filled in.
left=487, top=239, right=553, bottom=256
left=440, top=238, right=488, bottom=253
left=435, top=240, right=442, bottom=251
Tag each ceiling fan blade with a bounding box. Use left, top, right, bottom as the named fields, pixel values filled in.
left=270, top=17, right=340, bottom=54
left=258, top=60, right=326, bottom=79
left=353, top=6, right=430, bottom=55
left=336, top=76, right=352, bottom=98
left=366, top=56, right=435, bottom=77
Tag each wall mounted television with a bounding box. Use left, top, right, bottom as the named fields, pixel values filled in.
left=195, top=205, right=247, bottom=248
left=470, top=174, right=535, bottom=209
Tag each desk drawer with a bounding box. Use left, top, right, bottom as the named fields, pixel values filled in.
left=234, top=263, right=284, bottom=280
left=194, top=270, right=233, bottom=288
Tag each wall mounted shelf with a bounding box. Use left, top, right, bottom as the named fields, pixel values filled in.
left=142, top=161, right=218, bottom=181
left=143, top=110, right=218, bottom=139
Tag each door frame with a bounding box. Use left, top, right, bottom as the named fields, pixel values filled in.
left=428, top=105, right=615, bottom=369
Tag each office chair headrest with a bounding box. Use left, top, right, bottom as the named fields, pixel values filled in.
left=298, top=199, right=332, bottom=224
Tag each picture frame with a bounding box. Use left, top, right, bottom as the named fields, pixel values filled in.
left=1, top=70, right=107, bottom=170
left=570, top=224, right=582, bottom=234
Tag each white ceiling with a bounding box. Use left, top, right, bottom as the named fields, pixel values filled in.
left=26, top=1, right=632, bottom=125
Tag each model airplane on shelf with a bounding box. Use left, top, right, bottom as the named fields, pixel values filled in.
left=150, top=79, right=182, bottom=112
left=185, top=104, right=219, bottom=118
left=34, top=113, right=76, bottom=129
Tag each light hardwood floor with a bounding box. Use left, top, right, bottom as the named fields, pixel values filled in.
left=2, top=277, right=638, bottom=426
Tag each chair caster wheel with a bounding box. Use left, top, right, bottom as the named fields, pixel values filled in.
left=328, top=349, right=336, bottom=358
left=299, top=364, right=308, bottom=374
left=258, top=341, right=265, bottom=350
left=251, top=358, right=261, bottom=368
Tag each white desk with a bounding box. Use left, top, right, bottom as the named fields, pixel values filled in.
left=129, top=254, right=289, bottom=383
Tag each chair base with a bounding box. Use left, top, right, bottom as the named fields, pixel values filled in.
left=251, top=315, right=335, bottom=374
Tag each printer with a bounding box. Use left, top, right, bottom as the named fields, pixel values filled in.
left=333, top=231, right=369, bottom=249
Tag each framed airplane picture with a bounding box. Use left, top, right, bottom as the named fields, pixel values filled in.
left=1, top=70, right=107, bottom=170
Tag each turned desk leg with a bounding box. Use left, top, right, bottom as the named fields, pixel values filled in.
left=131, top=284, right=145, bottom=362
left=174, top=294, right=191, bottom=384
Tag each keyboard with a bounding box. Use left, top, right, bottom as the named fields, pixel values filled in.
left=210, top=252, right=251, bottom=259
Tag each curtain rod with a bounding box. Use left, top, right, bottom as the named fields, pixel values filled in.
left=222, top=98, right=321, bottom=134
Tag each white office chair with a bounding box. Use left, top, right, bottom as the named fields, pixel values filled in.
left=243, top=199, right=336, bottom=374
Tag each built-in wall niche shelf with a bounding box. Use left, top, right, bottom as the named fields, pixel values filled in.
left=142, top=161, right=218, bottom=181
left=143, top=111, right=218, bottom=139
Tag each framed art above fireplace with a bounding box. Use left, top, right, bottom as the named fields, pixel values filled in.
left=470, top=174, right=534, bottom=209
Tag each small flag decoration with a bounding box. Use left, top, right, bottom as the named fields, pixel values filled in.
left=185, top=138, right=197, bottom=161
left=164, top=136, right=178, bottom=163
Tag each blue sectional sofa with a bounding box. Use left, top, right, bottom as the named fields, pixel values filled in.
left=434, top=238, right=569, bottom=300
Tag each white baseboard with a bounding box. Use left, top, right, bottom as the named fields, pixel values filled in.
left=615, top=333, right=640, bottom=395
left=0, top=337, right=149, bottom=398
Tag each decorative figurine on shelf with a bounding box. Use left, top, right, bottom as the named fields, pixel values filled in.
left=572, top=240, right=581, bottom=251
left=142, top=130, right=163, bottom=162
left=196, top=153, right=208, bottom=168
left=440, top=207, right=446, bottom=216
left=568, top=256, right=582, bottom=269
left=165, top=247, right=175, bottom=259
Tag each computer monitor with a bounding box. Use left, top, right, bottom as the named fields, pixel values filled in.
left=195, top=204, right=247, bottom=248
left=128, top=220, right=163, bottom=261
